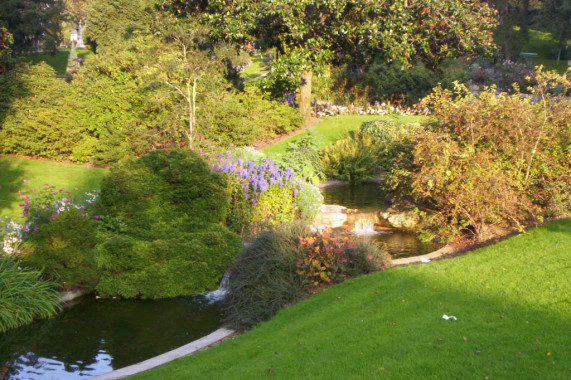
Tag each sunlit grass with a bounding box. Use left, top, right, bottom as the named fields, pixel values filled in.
left=0, top=155, right=107, bottom=220
left=263, top=114, right=426, bottom=155
left=132, top=219, right=571, bottom=380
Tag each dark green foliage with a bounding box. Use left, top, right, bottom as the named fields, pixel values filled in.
left=94, top=150, right=242, bottom=298
left=332, top=61, right=468, bottom=105
left=23, top=209, right=99, bottom=289
left=0, top=256, right=61, bottom=333
left=0, top=0, right=64, bottom=53
left=201, top=88, right=302, bottom=146
left=223, top=228, right=306, bottom=331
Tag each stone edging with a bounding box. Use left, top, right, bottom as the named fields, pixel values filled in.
left=90, top=328, right=235, bottom=380
left=391, top=244, right=455, bottom=266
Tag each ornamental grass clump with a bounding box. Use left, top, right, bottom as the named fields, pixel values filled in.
left=0, top=256, right=61, bottom=333
left=224, top=226, right=388, bottom=331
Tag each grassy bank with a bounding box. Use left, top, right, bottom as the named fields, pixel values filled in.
left=133, top=219, right=571, bottom=379
left=263, top=114, right=425, bottom=155
left=0, top=155, right=107, bottom=219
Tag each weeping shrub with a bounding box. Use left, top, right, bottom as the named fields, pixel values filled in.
left=0, top=256, right=61, bottom=333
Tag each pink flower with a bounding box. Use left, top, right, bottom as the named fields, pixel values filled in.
left=22, top=179, right=30, bottom=183
left=367, top=255, right=373, bottom=260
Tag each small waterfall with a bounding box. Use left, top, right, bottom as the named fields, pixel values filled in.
left=353, top=218, right=377, bottom=235
left=202, top=271, right=230, bottom=303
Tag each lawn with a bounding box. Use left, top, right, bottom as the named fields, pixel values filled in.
left=133, top=219, right=571, bottom=380
left=263, top=114, right=425, bottom=155
left=0, top=155, right=107, bottom=220
left=519, top=28, right=570, bottom=73
left=243, top=54, right=267, bottom=83
left=19, top=48, right=93, bottom=75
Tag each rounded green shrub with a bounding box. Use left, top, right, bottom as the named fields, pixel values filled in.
left=94, top=149, right=242, bottom=298
left=22, top=209, right=99, bottom=290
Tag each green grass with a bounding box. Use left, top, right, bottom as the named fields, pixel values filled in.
left=519, top=28, right=570, bottom=73
left=263, top=114, right=425, bottom=155
left=19, top=48, right=93, bottom=75
left=133, top=219, right=571, bottom=379
left=243, top=54, right=266, bottom=83
left=0, top=155, right=107, bottom=220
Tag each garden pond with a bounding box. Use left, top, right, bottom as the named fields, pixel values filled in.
left=0, top=182, right=440, bottom=380
left=0, top=295, right=221, bottom=379
left=321, top=182, right=442, bottom=258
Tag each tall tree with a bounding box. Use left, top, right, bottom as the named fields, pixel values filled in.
left=0, top=0, right=64, bottom=53
left=191, top=0, right=498, bottom=120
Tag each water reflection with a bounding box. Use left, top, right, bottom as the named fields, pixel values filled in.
left=0, top=296, right=221, bottom=379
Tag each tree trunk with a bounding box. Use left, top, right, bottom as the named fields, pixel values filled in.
left=299, top=70, right=313, bottom=121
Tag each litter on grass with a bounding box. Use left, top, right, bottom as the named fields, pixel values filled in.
left=442, top=314, right=458, bottom=321
left=421, top=257, right=431, bottom=263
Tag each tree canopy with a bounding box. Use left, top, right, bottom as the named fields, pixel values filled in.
left=191, top=0, right=498, bottom=118
left=0, top=0, right=64, bottom=53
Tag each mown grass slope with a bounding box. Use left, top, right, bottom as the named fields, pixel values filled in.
left=132, top=219, right=571, bottom=380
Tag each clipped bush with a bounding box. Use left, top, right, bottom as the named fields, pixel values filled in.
left=0, top=256, right=61, bottom=333
left=201, top=87, right=302, bottom=147
left=23, top=209, right=99, bottom=289
left=94, top=149, right=242, bottom=298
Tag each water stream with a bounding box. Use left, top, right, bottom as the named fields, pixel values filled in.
left=321, top=182, right=442, bottom=258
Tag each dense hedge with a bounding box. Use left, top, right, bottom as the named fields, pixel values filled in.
left=94, top=150, right=242, bottom=298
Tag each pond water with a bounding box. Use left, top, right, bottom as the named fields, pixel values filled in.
left=321, top=182, right=442, bottom=258
left=0, top=295, right=221, bottom=379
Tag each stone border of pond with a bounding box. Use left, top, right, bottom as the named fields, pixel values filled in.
left=391, top=244, right=455, bottom=266
left=90, top=328, right=235, bottom=380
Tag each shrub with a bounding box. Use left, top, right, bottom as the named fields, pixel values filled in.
left=392, top=69, right=571, bottom=238
left=22, top=209, right=99, bottom=289
left=224, top=226, right=388, bottom=331
left=94, top=149, right=242, bottom=298
left=320, top=133, right=382, bottom=183
left=275, top=131, right=325, bottom=184
left=0, top=256, right=61, bottom=333
left=201, top=87, right=302, bottom=147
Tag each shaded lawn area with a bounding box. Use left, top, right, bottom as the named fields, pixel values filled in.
left=19, top=48, right=93, bottom=75
left=520, top=28, right=570, bottom=73
left=0, top=155, right=107, bottom=220
left=133, top=219, right=571, bottom=380
left=263, top=114, right=425, bottom=155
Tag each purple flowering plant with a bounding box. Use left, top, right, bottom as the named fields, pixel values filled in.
left=17, top=182, right=99, bottom=232
left=211, top=151, right=306, bottom=234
